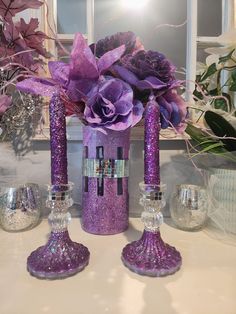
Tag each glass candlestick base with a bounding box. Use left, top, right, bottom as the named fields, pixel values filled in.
left=27, top=183, right=90, bottom=279
left=121, top=183, right=182, bottom=277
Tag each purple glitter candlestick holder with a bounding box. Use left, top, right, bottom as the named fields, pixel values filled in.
left=121, top=183, right=182, bottom=277
left=27, top=183, right=90, bottom=279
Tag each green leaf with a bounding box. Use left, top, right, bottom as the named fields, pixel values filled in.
left=190, top=142, right=226, bottom=158
left=193, top=89, right=204, bottom=100
left=208, top=88, right=218, bottom=96
left=204, top=111, right=236, bottom=151
left=185, top=123, right=228, bottom=154
left=213, top=98, right=228, bottom=112
left=218, top=49, right=235, bottom=64
left=200, top=63, right=217, bottom=82
left=231, top=69, right=236, bottom=82
left=229, top=82, right=236, bottom=91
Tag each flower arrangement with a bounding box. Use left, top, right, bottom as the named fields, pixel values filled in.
left=17, top=31, right=187, bottom=132
left=186, top=29, right=236, bottom=163
left=0, top=0, right=50, bottom=139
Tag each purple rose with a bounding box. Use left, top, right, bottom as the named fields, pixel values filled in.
left=157, top=89, right=187, bottom=132
left=91, top=31, right=143, bottom=58
left=84, top=77, right=144, bottom=130
left=122, top=50, right=175, bottom=83
left=113, top=50, right=179, bottom=91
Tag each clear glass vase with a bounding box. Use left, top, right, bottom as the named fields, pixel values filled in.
left=82, top=126, right=130, bottom=235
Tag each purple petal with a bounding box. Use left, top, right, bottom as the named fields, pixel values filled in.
left=17, top=78, right=58, bottom=96
left=114, top=100, right=133, bottom=115
left=169, top=102, right=182, bottom=126
left=97, top=45, right=125, bottom=74
left=105, top=113, right=133, bottom=131
left=48, top=61, right=69, bottom=86
left=135, top=76, right=167, bottom=90
left=84, top=106, right=102, bottom=124
left=160, top=108, right=170, bottom=129
left=131, top=100, right=144, bottom=126
left=112, top=65, right=139, bottom=85
left=164, top=89, right=187, bottom=121
left=157, top=95, right=173, bottom=115
left=70, top=33, right=99, bottom=79
left=101, top=79, right=123, bottom=102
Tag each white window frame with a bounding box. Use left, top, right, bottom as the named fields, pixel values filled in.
left=186, top=0, right=235, bottom=103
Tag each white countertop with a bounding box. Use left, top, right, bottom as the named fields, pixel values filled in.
left=0, top=218, right=235, bottom=314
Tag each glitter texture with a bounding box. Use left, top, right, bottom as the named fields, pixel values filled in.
left=82, top=126, right=130, bottom=235
left=27, top=183, right=90, bottom=279
left=121, top=100, right=182, bottom=277
left=121, top=230, right=182, bottom=276
left=27, top=97, right=90, bottom=279
left=49, top=94, right=68, bottom=185
left=27, top=230, right=90, bottom=279
left=144, top=100, right=160, bottom=185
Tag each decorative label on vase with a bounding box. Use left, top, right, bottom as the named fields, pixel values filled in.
left=82, top=126, right=130, bottom=235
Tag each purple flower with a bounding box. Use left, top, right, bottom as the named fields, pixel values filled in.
left=113, top=50, right=179, bottom=91
left=17, top=33, right=126, bottom=102
left=91, top=31, right=143, bottom=58
left=84, top=77, right=144, bottom=130
left=123, top=50, right=175, bottom=82
left=157, top=89, right=187, bottom=132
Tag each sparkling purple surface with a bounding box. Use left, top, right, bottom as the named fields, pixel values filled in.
left=121, top=230, right=182, bottom=277
left=144, top=100, right=160, bottom=186
left=27, top=231, right=90, bottom=279
left=49, top=94, right=68, bottom=185
left=82, top=126, right=130, bottom=235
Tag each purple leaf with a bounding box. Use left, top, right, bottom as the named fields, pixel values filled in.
left=3, top=22, right=27, bottom=49
left=0, top=95, right=12, bottom=115
left=16, top=18, right=50, bottom=57
left=70, top=33, right=99, bottom=79
left=0, top=0, right=43, bottom=21
left=17, top=77, right=58, bottom=96
left=97, top=45, right=125, bottom=74
left=48, top=61, right=69, bottom=86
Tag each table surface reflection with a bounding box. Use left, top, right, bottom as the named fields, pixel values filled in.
left=0, top=218, right=235, bottom=314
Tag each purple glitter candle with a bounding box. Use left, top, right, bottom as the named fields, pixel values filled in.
left=49, top=94, right=68, bottom=185
left=144, top=99, right=160, bottom=185
left=121, top=98, right=182, bottom=277
left=26, top=95, right=90, bottom=279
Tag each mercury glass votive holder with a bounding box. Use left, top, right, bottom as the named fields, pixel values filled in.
left=0, top=183, right=41, bottom=232
left=27, top=183, right=90, bottom=279
left=170, top=184, right=208, bottom=231
left=121, top=182, right=182, bottom=277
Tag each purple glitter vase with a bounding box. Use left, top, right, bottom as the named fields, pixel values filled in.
left=82, top=126, right=130, bottom=235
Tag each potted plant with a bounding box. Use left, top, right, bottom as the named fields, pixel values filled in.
left=186, top=30, right=236, bottom=234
